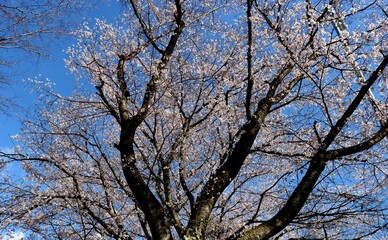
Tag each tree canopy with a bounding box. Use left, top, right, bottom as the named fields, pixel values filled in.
left=1, top=0, right=388, bottom=239
left=0, top=0, right=102, bottom=113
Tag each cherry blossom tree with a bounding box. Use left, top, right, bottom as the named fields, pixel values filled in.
left=1, top=0, right=388, bottom=239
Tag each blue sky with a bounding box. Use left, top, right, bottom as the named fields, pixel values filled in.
left=0, top=1, right=122, bottom=152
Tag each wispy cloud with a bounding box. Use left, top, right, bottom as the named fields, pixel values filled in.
left=0, top=146, right=14, bottom=154
left=0, top=146, right=25, bottom=178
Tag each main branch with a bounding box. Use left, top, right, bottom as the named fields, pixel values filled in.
left=237, top=54, right=388, bottom=240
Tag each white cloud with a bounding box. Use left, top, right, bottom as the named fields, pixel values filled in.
left=1, top=231, right=25, bottom=240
